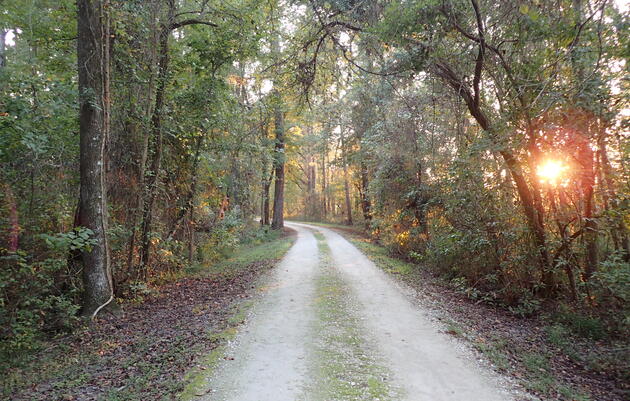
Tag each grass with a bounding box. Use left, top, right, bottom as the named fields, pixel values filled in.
left=444, top=319, right=466, bottom=338
left=473, top=336, right=511, bottom=372
left=308, top=230, right=400, bottom=401
left=186, top=228, right=295, bottom=279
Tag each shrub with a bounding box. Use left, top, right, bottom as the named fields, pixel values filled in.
left=590, top=254, right=630, bottom=334
left=554, top=304, right=606, bottom=340
left=0, top=228, right=91, bottom=366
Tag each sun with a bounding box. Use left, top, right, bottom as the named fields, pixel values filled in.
left=537, top=159, right=566, bottom=184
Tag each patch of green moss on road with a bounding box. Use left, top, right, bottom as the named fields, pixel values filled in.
left=308, top=231, right=400, bottom=401
left=294, top=221, right=412, bottom=276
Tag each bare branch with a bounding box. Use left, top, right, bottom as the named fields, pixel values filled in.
left=170, top=19, right=218, bottom=30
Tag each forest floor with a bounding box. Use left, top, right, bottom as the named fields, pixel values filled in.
left=309, top=221, right=629, bottom=401
left=4, top=228, right=296, bottom=401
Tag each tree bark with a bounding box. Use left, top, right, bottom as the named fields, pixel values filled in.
left=359, top=160, right=371, bottom=224
left=139, top=2, right=174, bottom=274
left=343, top=162, right=352, bottom=225
left=77, top=0, right=114, bottom=317
left=321, top=151, right=327, bottom=219
left=342, top=140, right=353, bottom=225
left=0, top=29, right=6, bottom=69
left=259, top=120, right=272, bottom=226
left=271, top=97, right=285, bottom=229
left=270, top=34, right=285, bottom=230
left=262, top=178, right=272, bottom=225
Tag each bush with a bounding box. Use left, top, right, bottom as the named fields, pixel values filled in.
left=591, top=254, right=630, bottom=334
left=554, top=304, right=606, bottom=340
left=196, top=208, right=246, bottom=263
left=0, top=228, right=90, bottom=366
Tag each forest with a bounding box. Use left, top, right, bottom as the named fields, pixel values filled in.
left=1, top=0, right=629, bottom=400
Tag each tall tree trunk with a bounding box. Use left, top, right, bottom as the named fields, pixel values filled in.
left=343, top=164, right=352, bottom=225
left=0, top=29, right=6, bottom=69
left=270, top=34, right=285, bottom=230
left=342, top=140, right=353, bottom=225
left=77, top=0, right=113, bottom=317
left=271, top=98, right=285, bottom=229
left=321, top=151, right=327, bottom=219
left=262, top=176, right=272, bottom=225
left=359, top=160, right=371, bottom=224
left=139, top=2, right=174, bottom=274
left=260, top=120, right=272, bottom=226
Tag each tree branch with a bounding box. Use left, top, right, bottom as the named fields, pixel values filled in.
left=170, top=19, right=217, bottom=30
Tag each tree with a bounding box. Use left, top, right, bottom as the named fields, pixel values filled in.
left=271, top=34, right=286, bottom=229
left=271, top=89, right=286, bottom=229
left=77, top=0, right=114, bottom=317
left=138, top=0, right=219, bottom=272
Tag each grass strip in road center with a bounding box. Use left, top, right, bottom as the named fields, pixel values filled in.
left=306, top=231, right=401, bottom=401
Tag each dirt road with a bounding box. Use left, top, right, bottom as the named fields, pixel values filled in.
left=198, top=222, right=517, bottom=401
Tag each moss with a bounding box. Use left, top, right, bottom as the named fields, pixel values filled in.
left=307, top=231, right=400, bottom=401
left=473, top=337, right=511, bottom=372
left=444, top=319, right=466, bottom=338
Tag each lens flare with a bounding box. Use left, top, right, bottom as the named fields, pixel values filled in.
left=537, top=159, right=566, bottom=184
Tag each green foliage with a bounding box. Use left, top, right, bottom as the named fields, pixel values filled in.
left=554, top=305, right=606, bottom=340
left=40, top=227, right=97, bottom=252
left=196, top=209, right=247, bottom=263
left=190, top=225, right=295, bottom=279
left=0, top=229, right=94, bottom=367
